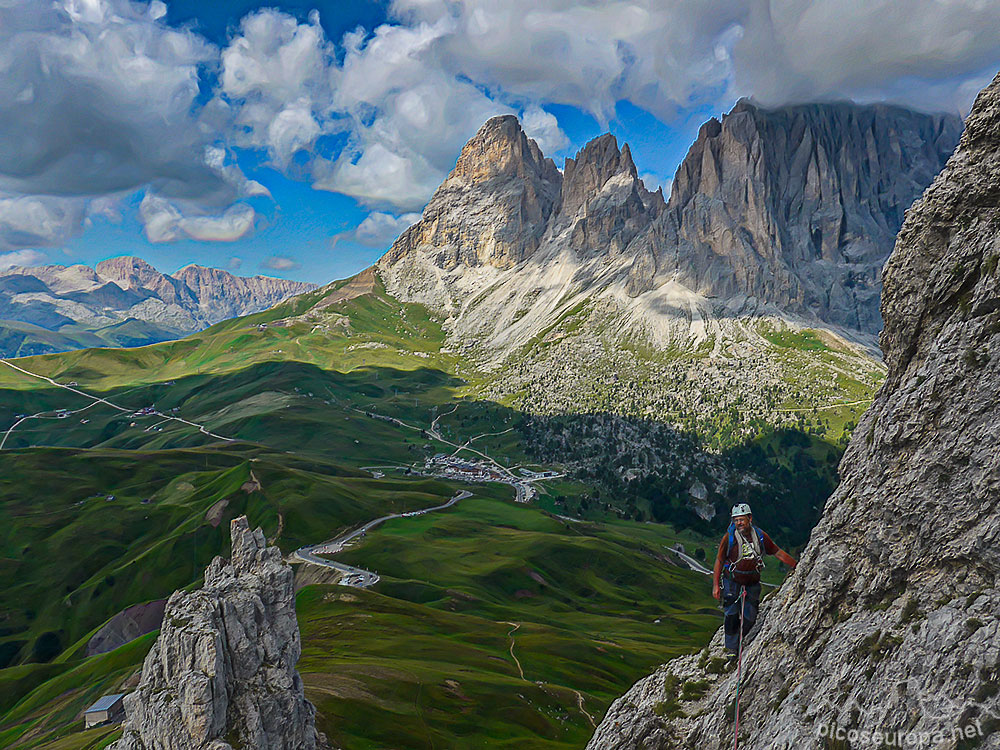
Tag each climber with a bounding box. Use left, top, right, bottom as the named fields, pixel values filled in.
left=712, top=503, right=797, bottom=655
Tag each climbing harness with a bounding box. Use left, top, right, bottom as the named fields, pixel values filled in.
left=723, top=523, right=766, bottom=581
left=732, top=586, right=747, bottom=750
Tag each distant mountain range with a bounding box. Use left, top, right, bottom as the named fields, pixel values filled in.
left=381, top=100, right=960, bottom=348
left=0, top=257, right=315, bottom=357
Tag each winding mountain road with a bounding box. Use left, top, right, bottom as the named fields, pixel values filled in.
left=0, top=358, right=235, bottom=449
left=293, top=490, right=473, bottom=587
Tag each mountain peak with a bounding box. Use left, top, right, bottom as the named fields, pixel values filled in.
left=657, top=98, right=963, bottom=332
left=560, top=133, right=642, bottom=219
left=0, top=256, right=315, bottom=356
left=449, top=114, right=558, bottom=186
left=95, top=255, right=156, bottom=277
left=94, top=255, right=168, bottom=294
left=381, top=114, right=562, bottom=272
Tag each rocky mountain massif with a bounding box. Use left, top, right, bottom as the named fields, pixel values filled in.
left=375, top=101, right=956, bottom=449
left=114, top=516, right=321, bottom=750
left=381, top=101, right=959, bottom=338
left=0, top=257, right=314, bottom=357
left=587, top=72, right=1000, bottom=749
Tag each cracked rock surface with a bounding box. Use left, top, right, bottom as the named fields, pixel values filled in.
left=113, top=516, right=321, bottom=750
left=587, top=72, right=1000, bottom=750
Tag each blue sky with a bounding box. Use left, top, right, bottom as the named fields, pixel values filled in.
left=1, top=0, right=999, bottom=285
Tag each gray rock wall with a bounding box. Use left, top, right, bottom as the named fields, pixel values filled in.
left=586, top=73, right=1000, bottom=750
left=381, top=103, right=959, bottom=338
left=113, top=517, right=321, bottom=750
left=628, top=100, right=961, bottom=333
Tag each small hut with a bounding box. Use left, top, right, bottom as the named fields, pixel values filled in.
left=83, top=693, right=125, bottom=728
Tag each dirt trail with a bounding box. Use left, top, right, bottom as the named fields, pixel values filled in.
left=503, top=621, right=525, bottom=680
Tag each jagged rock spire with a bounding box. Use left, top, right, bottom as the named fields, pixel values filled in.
left=450, top=114, right=561, bottom=186
left=559, top=133, right=641, bottom=219
left=113, top=516, right=321, bottom=750
left=380, top=115, right=562, bottom=272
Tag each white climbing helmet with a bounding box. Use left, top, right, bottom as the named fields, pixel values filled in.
left=731, top=503, right=752, bottom=518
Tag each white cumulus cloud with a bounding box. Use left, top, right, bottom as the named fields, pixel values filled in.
left=139, top=195, right=257, bottom=243
left=332, top=211, right=422, bottom=249
left=3, top=0, right=1000, bottom=257
left=0, top=249, right=47, bottom=271
left=733, top=0, right=1000, bottom=112
left=218, top=9, right=337, bottom=167
left=0, top=0, right=268, bottom=253
left=261, top=255, right=300, bottom=271
left=0, top=195, right=88, bottom=252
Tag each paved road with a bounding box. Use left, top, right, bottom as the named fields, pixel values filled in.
left=669, top=544, right=713, bottom=575
left=293, top=490, right=473, bottom=588
left=0, top=358, right=234, bottom=449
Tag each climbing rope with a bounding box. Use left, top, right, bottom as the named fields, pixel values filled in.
left=732, top=586, right=747, bottom=750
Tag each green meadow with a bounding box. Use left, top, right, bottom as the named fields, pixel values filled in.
left=0, top=275, right=828, bottom=748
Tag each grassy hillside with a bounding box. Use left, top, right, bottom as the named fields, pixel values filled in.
left=0, top=270, right=861, bottom=748
left=0, top=319, right=183, bottom=360
left=0, top=445, right=458, bottom=670
left=1, top=487, right=726, bottom=750
left=301, top=493, right=722, bottom=750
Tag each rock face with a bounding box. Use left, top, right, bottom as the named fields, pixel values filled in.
left=586, top=73, right=1000, bottom=750
left=628, top=100, right=961, bottom=333
left=378, top=114, right=663, bottom=344
left=0, top=256, right=314, bottom=356
left=113, top=517, right=321, bottom=750
left=380, top=103, right=958, bottom=346
left=382, top=114, right=562, bottom=274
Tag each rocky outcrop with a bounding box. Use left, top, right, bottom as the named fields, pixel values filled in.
left=0, top=257, right=315, bottom=356
left=113, top=517, right=321, bottom=750
left=377, top=115, right=663, bottom=335
left=378, top=103, right=957, bottom=364
left=556, top=135, right=663, bottom=259
left=587, top=73, right=1000, bottom=750
left=381, top=114, right=562, bottom=274
left=627, top=100, right=961, bottom=333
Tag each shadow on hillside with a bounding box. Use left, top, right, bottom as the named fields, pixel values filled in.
left=0, top=359, right=842, bottom=671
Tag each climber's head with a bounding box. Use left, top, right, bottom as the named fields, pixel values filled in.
left=731, top=503, right=752, bottom=534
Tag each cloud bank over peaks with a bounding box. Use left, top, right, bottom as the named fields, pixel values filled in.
left=732, top=0, right=1000, bottom=114
left=0, top=0, right=266, bottom=253
left=1, top=0, right=999, bottom=267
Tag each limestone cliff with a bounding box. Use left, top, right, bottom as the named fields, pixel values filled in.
left=377, top=115, right=663, bottom=339
left=380, top=114, right=562, bottom=275
left=113, top=516, right=321, bottom=750
left=586, top=73, right=1000, bottom=750
left=380, top=103, right=957, bottom=346
left=627, top=100, right=961, bottom=333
